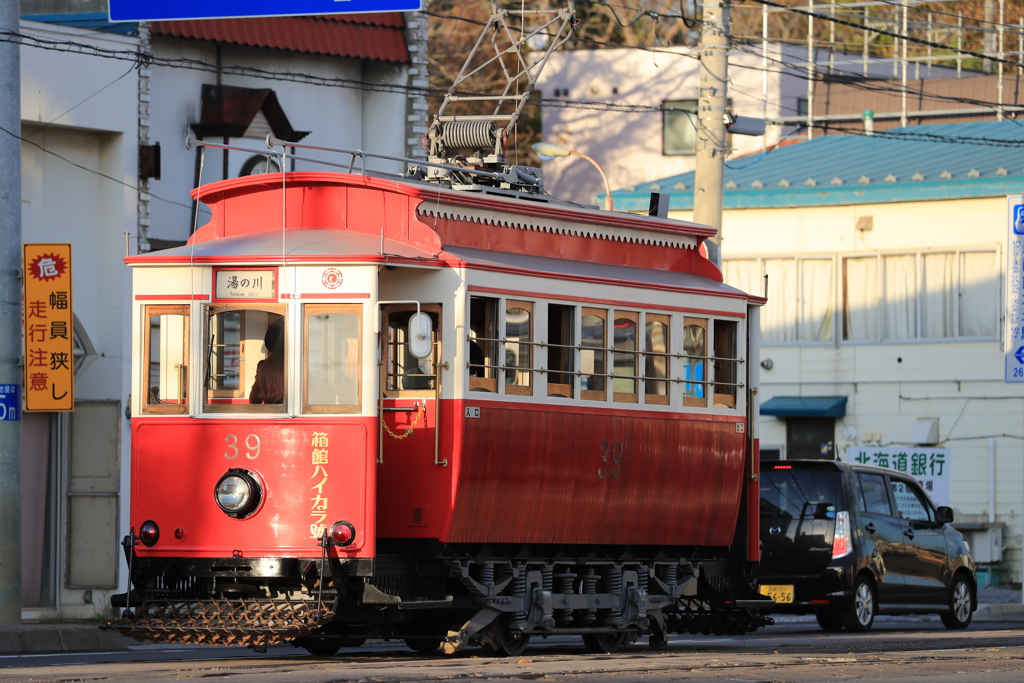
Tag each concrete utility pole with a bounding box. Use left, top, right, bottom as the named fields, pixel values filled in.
left=694, top=0, right=729, bottom=266
left=0, top=0, right=23, bottom=625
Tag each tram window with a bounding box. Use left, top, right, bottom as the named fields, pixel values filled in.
left=644, top=314, right=670, bottom=405
left=713, top=320, right=738, bottom=408
left=469, top=296, right=498, bottom=393
left=385, top=306, right=440, bottom=395
left=612, top=311, right=638, bottom=403
left=142, top=305, right=189, bottom=415
left=204, top=305, right=287, bottom=413
left=304, top=304, right=361, bottom=413
left=547, top=303, right=575, bottom=399
left=505, top=300, right=533, bottom=396
left=581, top=308, right=607, bottom=401
left=683, top=317, right=707, bottom=408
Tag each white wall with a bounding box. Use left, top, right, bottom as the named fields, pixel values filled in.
left=671, top=195, right=1024, bottom=582
left=20, top=19, right=139, bottom=618
left=147, top=37, right=410, bottom=243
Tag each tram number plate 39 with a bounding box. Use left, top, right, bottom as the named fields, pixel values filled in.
left=759, top=584, right=794, bottom=604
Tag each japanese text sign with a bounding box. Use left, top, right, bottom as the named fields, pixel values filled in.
left=214, top=268, right=276, bottom=301
left=844, top=446, right=950, bottom=508
left=23, top=244, right=74, bottom=412
left=0, top=384, right=20, bottom=421
left=1008, top=197, right=1024, bottom=382
left=109, top=1, right=422, bottom=22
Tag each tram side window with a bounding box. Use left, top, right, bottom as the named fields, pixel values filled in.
left=612, top=311, right=638, bottom=403
left=547, top=303, right=575, bottom=399
left=505, top=300, right=533, bottom=396
left=581, top=308, right=607, bottom=401
left=204, top=305, right=287, bottom=413
left=644, top=314, right=670, bottom=405
left=469, top=296, right=498, bottom=393
left=385, top=307, right=440, bottom=395
left=143, top=305, right=189, bottom=415
left=713, top=320, right=739, bottom=408
left=683, top=317, right=707, bottom=408
left=304, top=304, right=361, bottom=413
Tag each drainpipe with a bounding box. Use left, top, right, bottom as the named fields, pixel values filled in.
left=988, top=437, right=996, bottom=524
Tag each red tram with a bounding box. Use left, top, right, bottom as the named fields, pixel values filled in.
left=106, top=1, right=771, bottom=655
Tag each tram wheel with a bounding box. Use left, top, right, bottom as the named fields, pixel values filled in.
left=485, top=620, right=531, bottom=657
left=295, top=635, right=341, bottom=657
left=582, top=631, right=630, bottom=654
left=404, top=637, right=442, bottom=655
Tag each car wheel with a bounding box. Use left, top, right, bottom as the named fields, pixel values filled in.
left=815, top=610, right=844, bottom=632
left=841, top=575, right=876, bottom=632
left=940, top=574, right=974, bottom=629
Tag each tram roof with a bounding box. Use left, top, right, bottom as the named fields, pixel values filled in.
left=126, top=229, right=442, bottom=267
left=444, top=246, right=758, bottom=303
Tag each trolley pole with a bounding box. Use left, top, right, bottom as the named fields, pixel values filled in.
left=693, top=0, right=730, bottom=266
left=0, top=0, right=23, bottom=625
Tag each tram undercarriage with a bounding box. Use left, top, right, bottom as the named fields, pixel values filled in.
left=105, top=543, right=772, bottom=655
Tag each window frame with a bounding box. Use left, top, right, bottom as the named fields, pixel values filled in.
left=468, top=296, right=500, bottom=394
left=612, top=310, right=639, bottom=404
left=643, top=313, right=671, bottom=405
left=382, top=303, right=442, bottom=399
left=302, top=303, right=362, bottom=414
left=142, top=304, right=190, bottom=415
left=580, top=307, right=608, bottom=402
left=202, top=303, right=288, bottom=414
left=504, top=299, right=534, bottom=396
left=682, top=316, right=707, bottom=408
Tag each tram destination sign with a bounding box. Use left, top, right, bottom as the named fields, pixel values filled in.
left=109, top=1, right=422, bottom=22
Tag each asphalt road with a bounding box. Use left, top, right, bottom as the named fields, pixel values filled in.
left=2, top=618, right=1024, bottom=682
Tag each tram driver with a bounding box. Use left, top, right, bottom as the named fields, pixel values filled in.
left=249, top=317, right=285, bottom=404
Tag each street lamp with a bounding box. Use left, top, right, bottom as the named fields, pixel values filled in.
left=532, top=142, right=614, bottom=211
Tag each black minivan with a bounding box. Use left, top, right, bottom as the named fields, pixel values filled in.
left=759, top=460, right=976, bottom=631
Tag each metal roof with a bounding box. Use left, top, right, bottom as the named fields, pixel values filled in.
left=761, top=396, right=848, bottom=418
left=153, top=14, right=409, bottom=63
left=610, top=122, right=1024, bottom=211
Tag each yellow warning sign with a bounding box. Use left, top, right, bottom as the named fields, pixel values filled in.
left=23, top=244, right=74, bottom=412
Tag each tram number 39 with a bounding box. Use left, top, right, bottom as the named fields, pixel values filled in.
left=224, top=434, right=261, bottom=460
left=597, top=440, right=624, bottom=480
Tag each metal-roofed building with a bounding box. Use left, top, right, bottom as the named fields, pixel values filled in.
left=614, top=121, right=1024, bottom=586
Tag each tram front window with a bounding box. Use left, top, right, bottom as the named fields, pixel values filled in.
left=204, top=305, right=287, bottom=412
left=305, top=304, right=361, bottom=412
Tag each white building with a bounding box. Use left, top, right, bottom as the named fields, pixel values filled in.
left=535, top=44, right=958, bottom=207
left=16, top=8, right=425, bottom=621
left=612, top=121, right=1024, bottom=585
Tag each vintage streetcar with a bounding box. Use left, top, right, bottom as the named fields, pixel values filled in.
left=105, top=1, right=771, bottom=655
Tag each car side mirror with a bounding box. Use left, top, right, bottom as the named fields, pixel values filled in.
left=935, top=506, right=954, bottom=525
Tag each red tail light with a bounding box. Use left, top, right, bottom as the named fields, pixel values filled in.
left=139, top=520, right=160, bottom=547
left=832, top=511, right=852, bottom=559
left=331, top=521, right=356, bottom=546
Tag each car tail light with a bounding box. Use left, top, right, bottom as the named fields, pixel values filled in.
left=139, top=520, right=160, bottom=546
left=832, top=511, right=852, bottom=559
left=331, top=521, right=356, bottom=546
left=772, top=464, right=793, bottom=469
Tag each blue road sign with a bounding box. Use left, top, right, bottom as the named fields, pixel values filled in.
left=110, top=1, right=421, bottom=22
left=0, top=384, right=21, bottom=421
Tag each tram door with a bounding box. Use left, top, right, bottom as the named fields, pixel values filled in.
left=377, top=304, right=445, bottom=538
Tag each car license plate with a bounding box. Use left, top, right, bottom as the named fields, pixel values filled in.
left=759, top=584, right=794, bottom=604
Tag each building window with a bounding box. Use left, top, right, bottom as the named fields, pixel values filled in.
left=796, top=97, right=809, bottom=117
left=724, top=249, right=998, bottom=344
left=663, top=99, right=699, bottom=155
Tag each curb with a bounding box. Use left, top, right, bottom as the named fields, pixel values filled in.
left=0, top=624, right=130, bottom=655
left=973, top=603, right=1024, bottom=621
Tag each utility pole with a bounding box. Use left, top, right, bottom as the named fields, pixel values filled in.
left=0, top=0, right=23, bottom=625
left=694, top=0, right=729, bottom=266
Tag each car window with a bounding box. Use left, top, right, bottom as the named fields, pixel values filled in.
left=760, top=467, right=840, bottom=520
left=858, top=473, right=893, bottom=516
left=889, top=478, right=935, bottom=523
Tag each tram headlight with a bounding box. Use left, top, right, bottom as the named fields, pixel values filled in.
left=214, top=469, right=263, bottom=519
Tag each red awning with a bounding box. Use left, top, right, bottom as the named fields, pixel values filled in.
left=153, top=13, right=409, bottom=63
